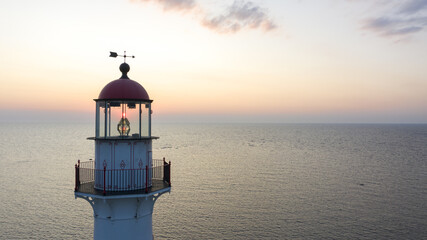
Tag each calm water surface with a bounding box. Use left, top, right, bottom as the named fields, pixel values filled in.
left=0, top=123, right=426, bottom=239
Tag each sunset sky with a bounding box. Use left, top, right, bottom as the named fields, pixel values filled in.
left=1, top=0, right=426, bottom=123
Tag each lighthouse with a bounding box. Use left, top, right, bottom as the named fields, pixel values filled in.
left=74, top=53, right=171, bottom=240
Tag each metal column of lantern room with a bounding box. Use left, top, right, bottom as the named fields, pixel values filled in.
left=74, top=53, right=171, bottom=240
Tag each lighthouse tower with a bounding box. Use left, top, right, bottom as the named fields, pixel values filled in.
left=74, top=54, right=171, bottom=240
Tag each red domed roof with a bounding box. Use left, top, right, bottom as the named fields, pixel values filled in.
left=98, top=78, right=150, bottom=100
left=97, top=63, right=151, bottom=101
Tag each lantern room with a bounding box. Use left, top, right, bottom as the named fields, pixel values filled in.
left=88, top=62, right=160, bottom=192
left=94, top=62, right=153, bottom=139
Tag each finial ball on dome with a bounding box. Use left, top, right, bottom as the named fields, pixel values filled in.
left=120, top=63, right=130, bottom=74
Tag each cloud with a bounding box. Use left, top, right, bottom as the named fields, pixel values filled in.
left=135, top=0, right=277, bottom=33
left=138, top=0, right=195, bottom=11
left=361, top=0, right=427, bottom=38
left=202, top=1, right=277, bottom=33
left=363, top=16, right=427, bottom=36
left=399, top=0, right=427, bottom=14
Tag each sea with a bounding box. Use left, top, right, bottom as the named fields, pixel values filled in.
left=0, top=123, right=426, bottom=239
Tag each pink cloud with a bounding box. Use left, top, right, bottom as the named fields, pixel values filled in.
left=134, top=0, right=277, bottom=33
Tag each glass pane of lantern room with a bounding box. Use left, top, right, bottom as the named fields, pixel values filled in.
left=108, top=101, right=140, bottom=138
left=109, top=101, right=122, bottom=137
left=126, top=102, right=139, bottom=137
left=96, top=101, right=106, bottom=138
left=141, top=103, right=150, bottom=137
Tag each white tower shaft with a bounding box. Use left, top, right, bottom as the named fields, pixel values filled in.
left=79, top=193, right=166, bottom=240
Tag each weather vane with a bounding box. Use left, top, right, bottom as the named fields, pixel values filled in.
left=109, top=51, right=135, bottom=63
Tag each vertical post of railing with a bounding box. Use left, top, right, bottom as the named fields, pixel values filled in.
left=103, top=166, right=106, bottom=195
left=168, top=161, right=171, bottom=186
left=75, top=163, right=79, bottom=191
left=163, top=159, right=166, bottom=183
left=163, top=158, right=171, bottom=186
left=77, top=160, right=81, bottom=189
left=145, top=165, right=148, bottom=193
left=163, top=157, right=166, bottom=183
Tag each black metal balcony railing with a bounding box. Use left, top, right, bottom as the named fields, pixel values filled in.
left=75, top=158, right=171, bottom=195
